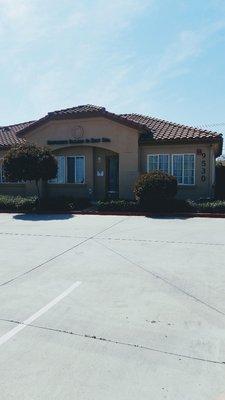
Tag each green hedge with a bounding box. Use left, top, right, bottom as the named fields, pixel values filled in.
left=0, top=195, right=37, bottom=212
left=97, top=199, right=194, bottom=212
left=96, top=199, right=225, bottom=213
left=39, top=196, right=90, bottom=211
left=194, top=200, right=225, bottom=213
left=0, top=195, right=90, bottom=212
left=1, top=195, right=225, bottom=214
left=97, top=200, right=138, bottom=212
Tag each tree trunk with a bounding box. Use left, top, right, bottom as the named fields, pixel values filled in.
left=35, top=180, right=40, bottom=200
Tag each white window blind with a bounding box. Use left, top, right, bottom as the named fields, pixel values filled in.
left=67, top=156, right=85, bottom=184
left=75, top=156, right=85, bottom=183
left=172, top=154, right=195, bottom=185
left=147, top=154, right=169, bottom=173
left=147, top=153, right=195, bottom=185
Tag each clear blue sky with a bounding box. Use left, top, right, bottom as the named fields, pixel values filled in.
left=0, top=0, right=225, bottom=147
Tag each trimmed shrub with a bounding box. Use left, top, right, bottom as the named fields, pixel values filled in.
left=134, top=171, right=177, bottom=208
left=38, top=196, right=90, bottom=211
left=0, top=194, right=225, bottom=214
left=0, top=195, right=90, bottom=212
left=144, top=198, right=195, bottom=213
left=97, top=199, right=138, bottom=212
left=0, top=195, right=37, bottom=212
left=96, top=198, right=195, bottom=212
left=96, top=198, right=225, bottom=213
left=194, top=200, right=225, bottom=213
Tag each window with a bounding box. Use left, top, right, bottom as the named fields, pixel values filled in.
left=147, top=154, right=169, bottom=173
left=172, top=154, right=195, bottom=185
left=49, top=156, right=65, bottom=184
left=49, top=155, right=85, bottom=184
left=67, top=156, right=85, bottom=183
left=75, top=156, right=85, bottom=183
left=147, top=153, right=195, bottom=185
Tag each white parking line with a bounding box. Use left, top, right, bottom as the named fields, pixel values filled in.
left=0, top=281, right=82, bottom=347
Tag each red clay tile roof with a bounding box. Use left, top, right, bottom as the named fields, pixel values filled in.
left=120, top=113, right=222, bottom=144
left=16, top=104, right=153, bottom=136
left=0, top=105, right=222, bottom=150
left=0, top=121, right=35, bottom=148
left=48, top=104, right=106, bottom=116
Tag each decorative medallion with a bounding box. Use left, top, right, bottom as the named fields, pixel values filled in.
left=71, top=126, right=84, bottom=140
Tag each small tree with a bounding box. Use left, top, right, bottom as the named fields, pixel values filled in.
left=134, top=171, right=177, bottom=208
left=215, top=161, right=225, bottom=200
left=3, top=144, right=57, bottom=198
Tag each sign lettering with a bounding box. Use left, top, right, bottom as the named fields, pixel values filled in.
left=201, top=152, right=207, bottom=182
left=47, top=137, right=111, bottom=145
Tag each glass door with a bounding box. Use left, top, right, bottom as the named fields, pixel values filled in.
left=106, top=156, right=119, bottom=198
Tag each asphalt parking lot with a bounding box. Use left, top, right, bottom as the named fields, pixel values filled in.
left=0, top=213, right=224, bottom=400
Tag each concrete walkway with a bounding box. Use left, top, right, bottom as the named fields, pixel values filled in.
left=0, top=214, right=224, bottom=399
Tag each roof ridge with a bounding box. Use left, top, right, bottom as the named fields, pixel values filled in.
left=0, top=106, right=222, bottom=150
left=120, top=113, right=222, bottom=136
left=0, top=120, right=35, bottom=130
left=48, top=104, right=106, bottom=115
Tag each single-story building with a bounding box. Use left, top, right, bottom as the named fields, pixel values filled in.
left=0, top=104, right=223, bottom=200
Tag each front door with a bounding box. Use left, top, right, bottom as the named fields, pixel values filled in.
left=106, top=156, right=119, bottom=198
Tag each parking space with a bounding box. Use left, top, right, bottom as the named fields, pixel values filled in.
left=0, top=214, right=224, bottom=399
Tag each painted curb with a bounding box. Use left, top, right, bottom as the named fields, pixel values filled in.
left=1, top=210, right=225, bottom=218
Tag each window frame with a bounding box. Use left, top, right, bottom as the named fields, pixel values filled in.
left=147, top=154, right=170, bottom=174
left=48, top=155, right=86, bottom=185
left=172, top=153, right=195, bottom=186
left=66, top=155, right=85, bottom=184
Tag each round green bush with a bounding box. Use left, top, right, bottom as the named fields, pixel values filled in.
left=134, top=171, right=177, bottom=207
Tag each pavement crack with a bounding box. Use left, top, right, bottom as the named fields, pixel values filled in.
left=0, top=317, right=224, bottom=366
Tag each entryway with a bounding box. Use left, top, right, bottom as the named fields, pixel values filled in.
left=106, top=155, right=119, bottom=199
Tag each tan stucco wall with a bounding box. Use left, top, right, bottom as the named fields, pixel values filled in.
left=23, top=117, right=139, bottom=199
left=140, top=143, right=214, bottom=199
left=0, top=117, right=218, bottom=200
left=0, top=183, right=26, bottom=196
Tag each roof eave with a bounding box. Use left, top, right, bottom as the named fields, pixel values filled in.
left=139, top=136, right=223, bottom=150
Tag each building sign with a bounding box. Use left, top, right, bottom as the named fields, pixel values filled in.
left=47, top=137, right=111, bottom=145
left=97, top=170, right=104, bottom=177
left=197, top=149, right=207, bottom=182
left=201, top=152, right=207, bottom=182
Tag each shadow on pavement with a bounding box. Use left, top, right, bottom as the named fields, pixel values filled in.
left=145, top=215, right=192, bottom=220
left=13, top=213, right=74, bottom=221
